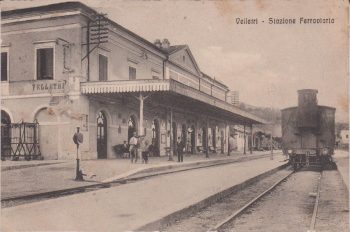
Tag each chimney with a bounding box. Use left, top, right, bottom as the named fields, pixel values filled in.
left=154, top=39, right=162, bottom=48
left=162, top=38, right=170, bottom=49
left=297, top=89, right=318, bottom=128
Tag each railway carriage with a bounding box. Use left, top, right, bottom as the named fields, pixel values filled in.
left=281, top=89, right=335, bottom=169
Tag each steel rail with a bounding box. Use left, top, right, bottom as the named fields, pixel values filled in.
left=309, top=171, right=323, bottom=231
left=208, top=170, right=294, bottom=232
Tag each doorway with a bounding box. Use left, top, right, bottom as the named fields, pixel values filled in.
left=1, top=110, right=11, bottom=159
left=128, top=115, right=137, bottom=143
left=152, top=119, right=160, bottom=156
left=97, top=111, right=107, bottom=159
left=221, top=130, right=225, bottom=154
left=172, top=122, right=177, bottom=152
left=202, top=127, right=207, bottom=150
left=188, top=125, right=195, bottom=154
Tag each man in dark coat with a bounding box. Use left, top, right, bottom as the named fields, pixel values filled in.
left=177, top=136, right=185, bottom=162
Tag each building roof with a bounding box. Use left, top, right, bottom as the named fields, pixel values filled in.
left=2, top=1, right=166, bottom=57
left=161, top=45, right=187, bottom=55
left=201, top=72, right=228, bottom=89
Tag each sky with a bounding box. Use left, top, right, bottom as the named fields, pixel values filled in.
left=1, top=0, right=349, bottom=122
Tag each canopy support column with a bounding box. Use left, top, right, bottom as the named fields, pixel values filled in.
left=250, top=124, right=253, bottom=154
left=243, top=124, right=246, bottom=155
left=206, top=117, right=209, bottom=158
left=169, top=107, right=174, bottom=161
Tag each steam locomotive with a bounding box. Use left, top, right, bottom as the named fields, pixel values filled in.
left=281, top=89, right=335, bottom=169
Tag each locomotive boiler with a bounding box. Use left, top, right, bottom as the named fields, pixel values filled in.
left=281, top=89, right=335, bottom=169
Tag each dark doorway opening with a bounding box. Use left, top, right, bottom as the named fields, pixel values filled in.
left=128, top=115, right=137, bottom=143
left=202, top=127, right=207, bottom=151
left=152, top=119, right=160, bottom=156
left=181, top=124, right=187, bottom=144
left=172, top=122, right=177, bottom=153
left=188, top=125, right=195, bottom=154
left=213, top=127, right=217, bottom=150
left=97, top=111, right=107, bottom=159
left=221, top=130, right=225, bottom=154
left=1, top=110, right=11, bottom=159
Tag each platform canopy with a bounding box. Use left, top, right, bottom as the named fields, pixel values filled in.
left=81, top=79, right=266, bottom=125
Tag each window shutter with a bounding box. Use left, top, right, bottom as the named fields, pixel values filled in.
left=99, top=54, right=108, bottom=81
left=1, top=52, right=8, bottom=81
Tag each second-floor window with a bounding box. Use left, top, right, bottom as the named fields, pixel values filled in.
left=99, top=54, right=108, bottom=81
left=1, top=52, right=8, bottom=81
left=129, top=66, right=136, bottom=80
left=37, top=48, right=54, bottom=80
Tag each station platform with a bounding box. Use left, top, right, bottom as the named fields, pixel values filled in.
left=333, top=149, right=349, bottom=190
left=1, top=152, right=286, bottom=232
left=1, top=150, right=278, bottom=199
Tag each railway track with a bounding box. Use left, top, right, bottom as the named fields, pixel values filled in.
left=211, top=168, right=323, bottom=232
left=209, top=170, right=295, bottom=232
left=309, top=171, right=323, bottom=232
left=150, top=166, right=326, bottom=232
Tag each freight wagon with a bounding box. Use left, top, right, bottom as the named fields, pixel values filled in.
left=281, top=89, right=335, bottom=169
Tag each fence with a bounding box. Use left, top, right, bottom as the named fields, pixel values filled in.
left=1, top=121, right=42, bottom=161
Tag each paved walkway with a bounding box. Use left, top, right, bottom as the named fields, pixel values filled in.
left=1, top=151, right=278, bottom=199
left=333, top=149, right=349, bottom=190
left=1, top=153, right=286, bottom=231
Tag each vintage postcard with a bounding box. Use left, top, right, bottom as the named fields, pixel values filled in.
left=1, top=0, right=348, bottom=231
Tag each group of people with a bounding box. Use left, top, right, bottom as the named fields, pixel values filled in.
left=128, top=132, right=150, bottom=164
left=126, top=132, right=187, bottom=164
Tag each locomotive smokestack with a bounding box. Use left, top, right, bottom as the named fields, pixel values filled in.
left=297, top=89, right=319, bottom=128
left=298, top=89, right=318, bottom=108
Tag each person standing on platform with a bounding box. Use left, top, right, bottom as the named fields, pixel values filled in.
left=140, top=137, right=149, bottom=164
left=228, top=134, right=235, bottom=156
left=177, top=137, right=185, bottom=162
left=129, top=132, right=138, bottom=163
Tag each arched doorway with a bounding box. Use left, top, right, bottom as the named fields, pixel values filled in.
left=187, top=125, right=195, bottom=154
left=97, top=111, right=107, bottom=159
left=151, top=119, right=160, bottom=156
left=172, top=122, right=177, bottom=152
left=221, top=130, right=225, bottom=154
left=213, top=126, right=217, bottom=150
left=181, top=124, right=187, bottom=144
left=128, top=115, right=137, bottom=143
left=202, top=127, right=207, bottom=150
left=1, top=110, right=11, bottom=160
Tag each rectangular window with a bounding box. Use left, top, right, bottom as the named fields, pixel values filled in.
left=152, top=70, right=160, bottom=80
left=99, top=54, right=108, bottom=81
left=129, top=66, right=136, bottom=80
left=37, top=48, right=54, bottom=80
left=1, top=52, right=8, bottom=81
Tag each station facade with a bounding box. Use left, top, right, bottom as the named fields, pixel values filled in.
left=1, top=2, right=264, bottom=160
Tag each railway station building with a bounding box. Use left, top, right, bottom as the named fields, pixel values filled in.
left=1, top=2, right=265, bottom=160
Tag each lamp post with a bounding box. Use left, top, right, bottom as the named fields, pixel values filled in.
left=73, top=127, right=84, bottom=181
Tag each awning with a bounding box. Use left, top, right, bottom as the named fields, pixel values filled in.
left=80, top=79, right=266, bottom=124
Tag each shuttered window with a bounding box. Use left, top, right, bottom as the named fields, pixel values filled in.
left=99, top=54, right=108, bottom=81
left=129, top=66, right=136, bottom=80
left=1, top=52, right=8, bottom=81
left=37, top=48, right=53, bottom=80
